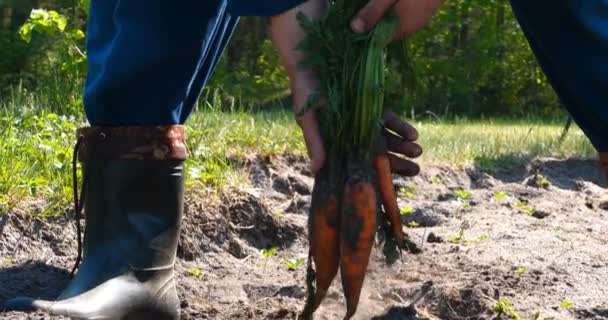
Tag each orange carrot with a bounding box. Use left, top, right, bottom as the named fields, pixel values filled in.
left=373, top=154, right=404, bottom=246
left=309, top=193, right=340, bottom=312
left=340, top=174, right=377, bottom=319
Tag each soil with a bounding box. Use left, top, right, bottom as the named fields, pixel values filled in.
left=1, top=156, right=608, bottom=320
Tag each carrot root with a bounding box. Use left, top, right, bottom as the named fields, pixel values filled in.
left=310, top=194, right=340, bottom=311
left=340, top=173, right=377, bottom=319
left=373, top=154, right=404, bottom=246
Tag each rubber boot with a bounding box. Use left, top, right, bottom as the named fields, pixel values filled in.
left=2, top=126, right=188, bottom=320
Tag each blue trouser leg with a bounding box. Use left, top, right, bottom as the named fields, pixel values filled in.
left=510, top=0, right=608, bottom=151
left=83, top=0, right=238, bottom=126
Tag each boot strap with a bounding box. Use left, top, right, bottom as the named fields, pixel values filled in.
left=76, top=126, right=188, bottom=161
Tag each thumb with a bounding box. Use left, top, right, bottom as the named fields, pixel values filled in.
left=351, top=0, right=398, bottom=33
left=298, top=112, right=326, bottom=175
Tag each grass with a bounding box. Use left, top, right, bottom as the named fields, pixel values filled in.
left=0, top=88, right=597, bottom=218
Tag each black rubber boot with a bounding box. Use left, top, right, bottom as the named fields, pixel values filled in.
left=2, top=126, right=188, bottom=320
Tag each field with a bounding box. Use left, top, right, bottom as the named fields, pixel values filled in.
left=1, top=108, right=607, bottom=320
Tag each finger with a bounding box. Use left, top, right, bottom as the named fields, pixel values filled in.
left=387, top=139, right=423, bottom=159
left=388, top=154, right=420, bottom=176
left=351, top=0, right=398, bottom=34
left=298, top=111, right=326, bottom=175
left=384, top=111, right=418, bottom=141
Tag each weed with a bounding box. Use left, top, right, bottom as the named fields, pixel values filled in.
left=493, top=298, right=521, bottom=319
left=283, top=258, right=305, bottom=271
left=515, top=201, right=537, bottom=216
left=430, top=176, right=441, bottom=184
left=515, top=267, right=526, bottom=275
left=187, top=268, right=203, bottom=278
left=407, top=221, right=419, bottom=228
left=400, top=207, right=415, bottom=215
left=454, top=189, right=472, bottom=200
left=399, top=185, right=417, bottom=199
left=448, top=228, right=487, bottom=245
left=261, top=247, right=278, bottom=272
left=494, top=191, right=508, bottom=202
left=454, top=189, right=472, bottom=208
left=560, top=300, right=574, bottom=310
left=448, top=229, right=465, bottom=244
left=537, top=177, right=550, bottom=188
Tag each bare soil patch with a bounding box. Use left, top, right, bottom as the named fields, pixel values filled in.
left=2, top=156, right=608, bottom=319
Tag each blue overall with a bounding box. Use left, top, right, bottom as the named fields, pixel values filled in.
left=84, top=0, right=608, bottom=151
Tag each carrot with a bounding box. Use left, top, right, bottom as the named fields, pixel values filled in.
left=301, top=167, right=342, bottom=320
left=309, top=183, right=340, bottom=312
left=373, top=154, right=404, bottom=246
left=297, top=2, right=405, bottom=318
left=340, top=166, right=377, bottom=319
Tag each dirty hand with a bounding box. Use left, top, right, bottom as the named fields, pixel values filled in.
left=351, top=0, right=446, bottom=40
left=271, top=0, right=422, bottom=175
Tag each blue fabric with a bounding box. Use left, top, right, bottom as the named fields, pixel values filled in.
left=510, top=0, right=608, bottom=151
left=84, top=0, right=305, bottom=126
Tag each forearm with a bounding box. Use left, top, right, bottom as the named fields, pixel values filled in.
left=270, top=0, right=326, bottom=115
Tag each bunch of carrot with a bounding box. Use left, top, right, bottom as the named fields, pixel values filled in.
left=297, top=2, right=408, bottom=319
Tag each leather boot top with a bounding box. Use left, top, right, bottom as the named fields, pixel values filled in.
left=76, top=125, right=188, bottom=161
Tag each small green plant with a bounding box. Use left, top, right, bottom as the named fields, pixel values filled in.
left=493, top=298, right=521, bottom=319
left=283, top=258, right=305, bottom=271
left=515, top=201, right=536, bottom=216
left=430, top=176, right=442, bottom=184
left=459, top=199, right=470, bottom=209
left=560, top=300, right=574, bottom=310
left=494, top=191, right=508, bottom=202
left=537, top=177, right=550, bottom=188
left=187, top=267, right=203, bottom=278
left=449, top=229, right=466, bottom=244
left=449, top=228, right=487, bottom=245
left=275, top=211, right=284, bottom=219
left=524, top=207, right=536, bottom=216
left=399, top=185, right=417, bottom=199
left=1, top=257, right=13, bottom=265
left=454, top=189, right=472, bottom=208
left=400, top=206, right=415, bottom=215
left=515, top=266, right=526, bottom=275
left=477, top=234, right=488, bottom=242
left=407, top=221, right=419, bottom=228
left=261, top=247, right=278, bottom=271
left=454, top=189, right=472, bottom=200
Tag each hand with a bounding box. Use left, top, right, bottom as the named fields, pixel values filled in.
left=382, top=111, right=422, bottom=176
left=271, top=1, right=422, bottom=175
left=351, top=0, right=445, bottom=40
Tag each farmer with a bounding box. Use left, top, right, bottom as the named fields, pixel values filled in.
left=1, top=1, right=422, bottom=319
left=3, top=0, right=606, bottom=318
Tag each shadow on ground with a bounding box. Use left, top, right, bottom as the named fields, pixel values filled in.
left=0, top=261, right=68, bottom=302
left=473, top=155, right=605, bottom=190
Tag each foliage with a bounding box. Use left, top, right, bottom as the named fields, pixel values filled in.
left=493, top=298, right=521, bottom=319
left=560, top=300, right=574, bottom=310
left=1, top=0, right=564, bottom=118
left=19, top=8, right=86, bottom=75
left=283, top=258, right=305, bottom=271
left=187, top=267, right=203, bottom=278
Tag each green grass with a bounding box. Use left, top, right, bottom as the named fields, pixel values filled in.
left=415, top=119, right=595, bottom=169
left=0, top=95, right=596, bottom=218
